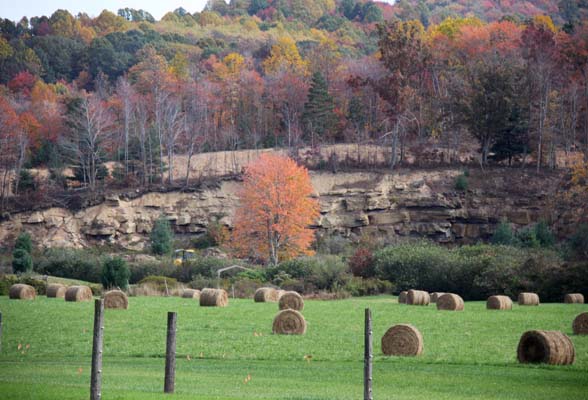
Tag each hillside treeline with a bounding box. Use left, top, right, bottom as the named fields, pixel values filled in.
left=1, top=0, right=588, bottom=205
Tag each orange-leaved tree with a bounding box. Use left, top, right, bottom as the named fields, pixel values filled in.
left=231, top=154, right=320, bottom=265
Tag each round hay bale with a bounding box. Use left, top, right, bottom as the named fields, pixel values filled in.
left=9, top=284, right=36, bottom=300
left=518, top=292, right=540, bottom=306
left=398, top=291, right=408, bottom=304
left=254, top=287, right=279, bottom=303
left=564, top=293, right=585, bottom=304
left=64, top=285, right=93, bottom=302
left=517, top=330, right=575, bottom=365
left=278, top=291, right=304, bottom=311
left=572, top=312, right=588, bottom=335
left=46, top=284, right=67, bottom=298
left=430, top=292, right=445, bottom=303
left=103, top=290, right=128, bottom=309
left=199, top=288, right=228, bottom=307
left=272, top=309, right=307, bottom=335
left=407, top=290, right=430, bottom=306
left=486, top=295, right=513, bottom=310
left=381, top=324, right=423, bottom=356
left=182, top=289, right=201, bottom=299
left=436, top=293, right=464, bottom=311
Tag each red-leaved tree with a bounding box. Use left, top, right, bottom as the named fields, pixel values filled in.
left=231, top=154, right=320, bottom=265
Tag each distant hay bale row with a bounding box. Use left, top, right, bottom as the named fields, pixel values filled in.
left=517, top=330, right=575, bottom=365
left=573, top=312, right=588, bottom=335
left=279, top=291, right=304, bottom=311
left=564, top=293, right=584, bottom=304
left=103, top=290, right=128, bottom=309
left=407, top=290, right=430, bottom=306
left=200, top=288, right=228, bottom=307
left=518, top=292, right=540, bottom=306
left=381, top=324, right=423, bottom=356
left=254, top=288, right=279, bottom=303
left=430, top=292, right=445, bottom=303
left=9, top=284, right=36, bottom=300
left=487, top=295, right=513, bottom=310
left=46, top=284, right=67, bottom=298
left=65, top=286, right=93, bottom=302
left=182, top=289, right=201, bottom=299
left=436, top=293, right=464, bottom=311
left=272, top=309, right=307, bottom=335
left=398, top=291, right=408, bottom=304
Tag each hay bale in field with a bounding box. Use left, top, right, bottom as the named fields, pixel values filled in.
left=430, top=292, right=445, bottom=303
left=182, top=289, right=201, bottom=299
left=436, top=293, right=464, bottom=311
left=199, top=288, right=229, bottom=307
left=381, top=324, right=423, bottom=356
left=103, top=290, right=128, bottom=309
left=254, top=287, right=279, bottom=303
left=278, top=291, right=304, bottom=311
left=407, top=290, right=430, bottom=306
left=398, top=291, right=408, bottom=304
left=518, top=292, right=540, bottom=306
left=572, top=312, right=588, bottom=335
left=276, top=290, right=286, bottom=299
left=272, top=309, right=307, bottom=335
left=517, top=330, right=575, bottom=365
left=486, top=295, right=513, bottom=310
left=9, top=284, right=36, bottom=300
left=564, top=293, right=585, bottom=304
left=64, top=285, right=93, bottom=302
left=46, top=284, right=67, bottom=298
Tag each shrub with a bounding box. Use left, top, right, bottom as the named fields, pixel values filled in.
left=455, top=174, right=468, bottom=191
left=101, top=257, right=130, bottom=289
left=14, top=231, right=33, bottom=253
left=12, top=249, right=33, bottom=273
left=567, top=224, right=588, bottom=261
left=374, top=242, right=455, bottom=291
left=138, top=275, right=178, bottom=292
left=128, top=261, right=176, bottom=284
left=348, top=247, right=375, bottom=278
left=13, top=169, right=36, bottom=193
left=492, top=220, right=514, bottom=245
left=344, top=277, right=394, bottom=296
left=35, top=248, right=101, bottom=282
left=150, top=216, right=174, bottom=255
left=534, top=221, right=555, bottom=248
left=170, top=256, right=230, bottom=282
left=515, top=226, right=540, bottom=248
left=188, top=275, right=217, bottom=290
left=0, top=275, right=46, bottom=295
left=268, top=255, right=350, bottom=292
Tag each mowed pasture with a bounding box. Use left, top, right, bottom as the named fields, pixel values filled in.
left=0, top=296, right=587, bottom=399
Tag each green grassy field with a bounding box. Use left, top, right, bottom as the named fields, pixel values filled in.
left=0, top=295, right=587, bottom=399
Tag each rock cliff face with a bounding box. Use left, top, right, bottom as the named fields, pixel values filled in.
left=0, top=169, right=568, bottom=250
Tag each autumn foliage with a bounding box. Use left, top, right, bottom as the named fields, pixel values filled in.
left=231, top=154, right=320, bottom=265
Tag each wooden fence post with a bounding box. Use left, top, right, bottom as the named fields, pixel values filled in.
left=164, top=312, right=177, bottom=394
left=364, top=308, right=373, bottom=400
left=90, top=299, right=104, bottom=400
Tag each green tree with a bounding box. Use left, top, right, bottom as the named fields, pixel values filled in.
left=150, top=216, right=174, bottom=255
left=15, top=231, right=33, bottom=254
left=534, top=221, right=555, bottom=248
left=101, top=257, right=130, bottom=289
left=302, top=71, right=336, bottom=145
left=492, top=220, right=514, bottom=245
left=12, top=248, right=33, bottom=274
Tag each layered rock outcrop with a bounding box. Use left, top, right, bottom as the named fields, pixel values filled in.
left=0, top=169, right=567, bottom=250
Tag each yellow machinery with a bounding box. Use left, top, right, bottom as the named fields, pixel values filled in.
left=173, top=249, right=197, bottom=266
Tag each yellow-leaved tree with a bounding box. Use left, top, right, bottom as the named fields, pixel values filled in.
left=231, top=154, right=320, bottom=265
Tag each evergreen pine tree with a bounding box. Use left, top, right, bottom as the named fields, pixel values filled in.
left=150, top=215, right=174, bottom=255
left=302, top=72, right=337, bottom=144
